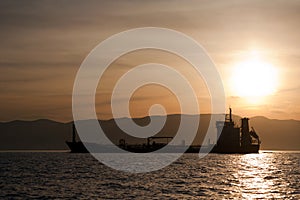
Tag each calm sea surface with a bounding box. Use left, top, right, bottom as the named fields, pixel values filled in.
left=0, top=151, right=299, bottom=199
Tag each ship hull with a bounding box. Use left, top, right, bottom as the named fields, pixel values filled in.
left=211, top=144, right=260, bottom=154
left=65, top=141, right=201, bottom=153
left=66, top=141, right=259, bottom=154
left=66, top=141, right=88, bottom=153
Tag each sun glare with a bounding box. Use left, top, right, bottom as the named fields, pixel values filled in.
left=231, top=54, right=278, bottom=99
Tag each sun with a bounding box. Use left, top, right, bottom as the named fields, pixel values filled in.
left=231, top=54, right=278, bottom=99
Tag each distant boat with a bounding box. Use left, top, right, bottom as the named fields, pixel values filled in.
left=66, top=108, right=260, bottom=154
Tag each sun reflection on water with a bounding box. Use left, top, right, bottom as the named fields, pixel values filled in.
left=233, top=153, right=285, bottom=199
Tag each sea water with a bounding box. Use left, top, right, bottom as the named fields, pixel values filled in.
left=1, top=151, right=299, bottom=199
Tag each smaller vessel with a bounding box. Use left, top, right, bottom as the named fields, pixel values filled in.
left=212, top=108, right=260, bottom=153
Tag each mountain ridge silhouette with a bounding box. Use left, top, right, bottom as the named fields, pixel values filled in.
left=0, top=114, right=299, bottom=150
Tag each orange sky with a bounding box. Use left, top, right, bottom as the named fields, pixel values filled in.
left=0, top=0, right=299, bottom=122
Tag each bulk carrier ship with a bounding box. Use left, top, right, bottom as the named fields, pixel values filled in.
left=66, top=108, right=260, bottom=154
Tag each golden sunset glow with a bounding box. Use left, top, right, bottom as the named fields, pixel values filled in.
left=231, top=53, right=279, bottom=99
left=0, top=1, right=299, bottom=122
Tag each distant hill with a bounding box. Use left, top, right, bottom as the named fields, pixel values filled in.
left=250, top=117, right=300, bottom=150
left=0, top=115, right=299, bottom=150
left=0, top=119, right=71, bottom=150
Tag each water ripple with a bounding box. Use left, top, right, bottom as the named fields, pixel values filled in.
left=0, top=151, right=299, bottom=199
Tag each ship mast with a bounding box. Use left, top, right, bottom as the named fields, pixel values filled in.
left=72, top=123, right=76, bottom=143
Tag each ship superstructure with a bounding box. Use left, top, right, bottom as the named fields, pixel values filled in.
left=212, top=108, right=260, bottom=153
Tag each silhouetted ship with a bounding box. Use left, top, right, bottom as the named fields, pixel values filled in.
left=211, top=108, right=260, bottom=153
left=66, top=108, right=260, bottom=154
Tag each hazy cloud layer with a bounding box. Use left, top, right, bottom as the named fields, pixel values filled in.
left=0, top=0, right=299, bottom=121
